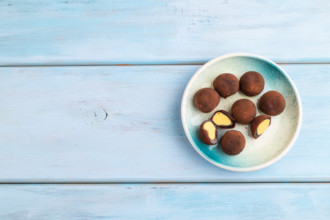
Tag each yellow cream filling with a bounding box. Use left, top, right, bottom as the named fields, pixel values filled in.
left=257, top=119, right=270, bottom=135
left=212, top=112, right=231, bottom=126
left=203, top=121, right=216, bottom=140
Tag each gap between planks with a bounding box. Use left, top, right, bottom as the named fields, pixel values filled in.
left=1, top=62, right=330, bottom=68
left=0, top=181, right=329, bottom=185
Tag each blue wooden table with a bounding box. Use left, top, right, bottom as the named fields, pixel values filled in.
left=0, top=0, right=330, bottom=219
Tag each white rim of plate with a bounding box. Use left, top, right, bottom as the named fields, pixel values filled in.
left=181, top=52, right=303, bottom=172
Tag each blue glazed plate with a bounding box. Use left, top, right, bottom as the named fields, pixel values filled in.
left=181, top=53, right=302, bottom=172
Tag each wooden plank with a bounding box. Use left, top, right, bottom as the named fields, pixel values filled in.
left=0, top=64, right=329, bottom=182
left=0, top=184, right=329, bottom=219
left=0, top=0, right=330, bottom=65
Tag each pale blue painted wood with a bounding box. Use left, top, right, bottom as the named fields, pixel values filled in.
left=0, top=1, right=328, bottom=217
left=0, top=0, right=330, bottom=65
left=0, top=184, right=329, bottom=219
left=0, top=64, right=329, bottom=182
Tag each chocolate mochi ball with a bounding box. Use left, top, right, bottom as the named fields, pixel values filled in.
left=220, top=130, right=246, bottom=155
left=231, top=99, right=257, bottom=124
left=213, top=73, right=239, bottom=98
left=259, top=91, right=286, bottom=116
left=194, top=88, right=220, bottom=113
left=199, top=120, right=218, bottom=145
left=240, top=71, right=265, bottom=96
left=250, top=115, right=271, bottom=139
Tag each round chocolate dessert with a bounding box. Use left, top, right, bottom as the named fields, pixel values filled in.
left=240, top=71, right=265, bottom=96
left=220, top=130, right=245, bottom=155
left=250, top=115, right=271, bottom=139
left=259, top=91, right=286, bottom=116
left=213, top=73, right=239, bottom=98
left=231, top=99, right=256, bottom=124
left=199, top=120, right=218, bottom=145
left=194, top=88, right=220, bottom=113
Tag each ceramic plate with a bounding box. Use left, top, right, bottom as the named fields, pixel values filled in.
left=181, top=53, right=302, bottom=172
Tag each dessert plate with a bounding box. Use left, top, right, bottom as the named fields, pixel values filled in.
left=181, top=53, right=302, bottom=171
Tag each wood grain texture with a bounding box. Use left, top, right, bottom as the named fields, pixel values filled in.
left=0, top=0, right=330, bottom=65
left=0, top=184, right=329, bottom=219
left=0, top=64, right=329, bottom=182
